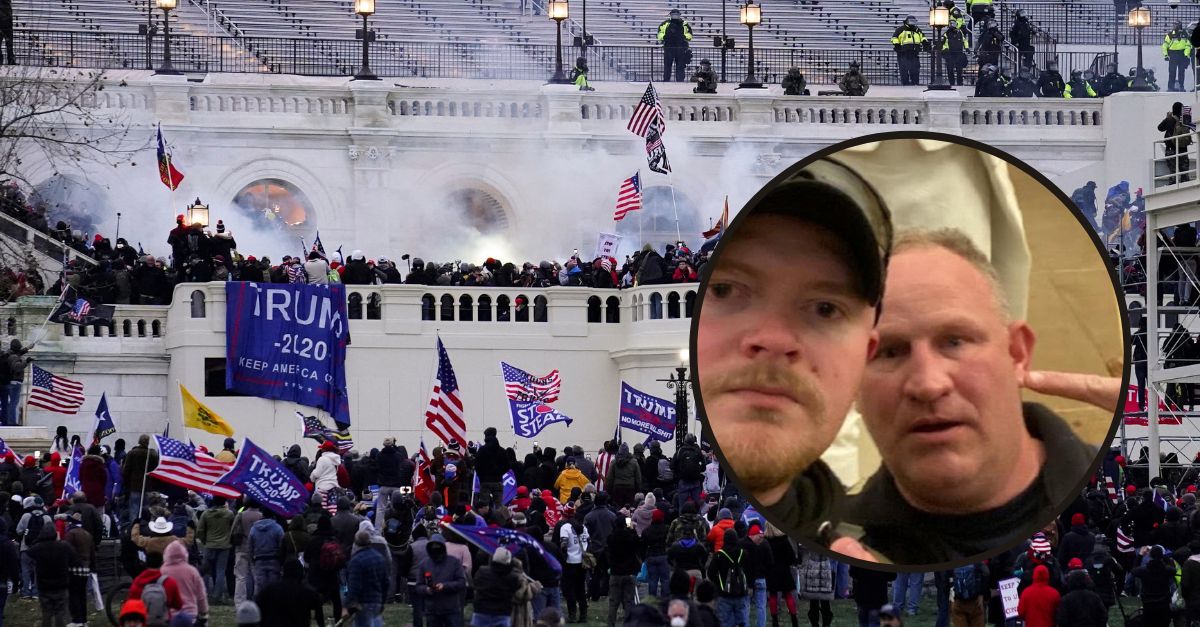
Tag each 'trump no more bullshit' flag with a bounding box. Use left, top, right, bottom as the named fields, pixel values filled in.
left=618, top=382, right=676, bottom=442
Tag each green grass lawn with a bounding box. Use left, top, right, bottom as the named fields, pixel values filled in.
left=0, top=592, right=1143, bottom=626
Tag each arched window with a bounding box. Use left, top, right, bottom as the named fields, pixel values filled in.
left=348, top=293, right=363, bottom=320
left=440, top=294, right=455, bottom=321
left=137, top=320, right=147, bottom=337
left=459, top=295, right=474, bottom=322
left=367, top=292, right=382, bottom=320
left=421, top=294, right=435, bottom=321
left=478, top=295, right=493, bottom=322
left=649, top=293, right=663, bottom=320
left=122, top=320, right=132, bottom=337
left=106, top=322, right=116, bottom=337
left=6, top=317, right=15, bottom=336
left=151, top=320, right=162, bottom=337
left=605, top=296, right=621, bottom=323
left=667, top=292, right=681, bottom=319
left=685, top=290, right=696, bottom=318
left=231, top=178, right=315, bottom=233
left=497, top=295, right=511, bottom=321
left=64, top=324, right=73, bottom=337
left=190, top=290, right=206, bottom=318
left=587, top=296, right=602, bottom=323
left=515, top=295, right=529, bottom=322
left=533, top=295, right=548, bottom=323
left=442, top=187, right=511, bottom=235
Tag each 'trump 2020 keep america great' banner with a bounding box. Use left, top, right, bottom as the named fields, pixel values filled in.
left=225, top=282, right=351, bottom=424
left=619, top=382, right=676, bottom=442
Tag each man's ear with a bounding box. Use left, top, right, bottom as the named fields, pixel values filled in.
left=1007, top=321, right=1037, bottom=381
left=865, top=328, right=880, bottom=363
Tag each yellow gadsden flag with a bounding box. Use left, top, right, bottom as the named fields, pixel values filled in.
left=179, top=383, right=234, bottom=437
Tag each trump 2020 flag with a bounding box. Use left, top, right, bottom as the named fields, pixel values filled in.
left=216, top=438, right=310, bottom=518
left=502, top=362, right=572, bottom=438
left=61, top=444, right=84, bottom=501
left=224, top=282, right=352, bottom=424
left=502, top=470, right=518, bottom=505
left=618, top=382, right=676, bottom=442
left=93, top=393, right=116, bottom=442
left=448, top=523, right=562, bottom=573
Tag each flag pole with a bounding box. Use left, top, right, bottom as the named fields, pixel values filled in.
left=666, top=171, right=682, bottom=244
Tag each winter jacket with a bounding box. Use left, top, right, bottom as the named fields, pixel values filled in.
left=1182, top=554, right=1200, bottom=613
left=741, top=537, right=774, bottom=582
left=632, top=494, right=657, bottom=536
left=414, top=552, right=467, bottom=614
left=231, top=508, right=262, bottom=554
left=606, top=453, right=642, bottom=491
left=79, top=454, right=108, bottom=507
left=474, top=438, right=508, bottom=484
left=27, top=528, right=73, bottom=592
left=1133, top=558, right=1176, bottom=609
left=707, top=519, right=736, bottom=552
left=584, top=506, right=618, bottom=552
left=607, top=525, right=644, bottom=576
left=132, top=522, right=192, bottom=559
left=64, top=526, right=95, bottom=572
left=668, top=538, right=709, bottom=572
left=1055, top=569, right=1107, bottom=627
left=643, top=521, right=669, bottom=557
left=1019, top=565, right=1062, bottom=627
left=255, top=559, right=324, bottom=627
left=707, top=541, right=749, bottom=598
left=129, top=567, right=184, bottom=612
left=161, top=540, right=208, bottom=617
left=248, top=518, right=284, bottom=562
left=197, top=506, right=234, bottom=550
left=799, top=552, right=834, bottom=600
left=281, top=445, right=310, bottom=484
left=1057, top=524, right=1095, bottom=570
left=346, top=544, right=390, bottom=608
left=553, top=468, right=590, bottom=503
left=473, top=559, right=523, bottom=615
left=376, top=444, right=405, bottom=487
left=668, top=513, right=709, bottom=546
left=122, top=445, right=158, bottom=492
left=311, top=451, right=342, bottom=493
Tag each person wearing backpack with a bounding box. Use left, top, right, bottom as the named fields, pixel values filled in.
left=606, top=513, right=645, bottom=626
left=128, top=551, right=184, bottom=627
left=708, top=528, right=751, bottom=627
left=26, top=523, right=70, bottom=625
left=672, top=435, right=706, bottom=511
left=950, top=562, right=988, bottom=627
left=16, top=495, right=50, bottom=599
left=303, top=515, right=344, bottom=623
left=161, top=540, right=208, bottom=626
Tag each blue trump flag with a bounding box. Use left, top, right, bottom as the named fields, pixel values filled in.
left=501, top=470, right=518, bottom=505
left=447, top=523, right=562, bottom=573
left=62, top=444, right=84, bottom=501
left=225, top=282, right=352, bottom=424
left=93, top=393, right=116, bottom=442
left=618, top=382, right=676, bottom=442
left=216, top=438, right=310, bottom=518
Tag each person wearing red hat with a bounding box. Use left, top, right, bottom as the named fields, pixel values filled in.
left=1056, top=513, right=1094, bottom=572
left=741, top=523, right=772, bottom=627
left=1056, top=562, right=1107, bottom=627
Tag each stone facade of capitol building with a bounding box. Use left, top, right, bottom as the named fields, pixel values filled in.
left=0, top=70, right=1167, bottom=455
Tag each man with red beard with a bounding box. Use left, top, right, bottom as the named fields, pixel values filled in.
left=695, top=157, right=892, bottom=558
left=847, top=229, right=1097, bottom=564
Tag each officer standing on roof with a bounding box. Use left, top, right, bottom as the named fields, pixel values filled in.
left=1163, top=20, right=1192, bottom=91
left=839, top=60, right=870, bottom=95
left=1036, top=59, right=1064, bottom=97
left=1010, top=9, right=1035, bottom=69
left=658, top=8, right=693, bottom=82
left=891, top=15, right=929, bottom=86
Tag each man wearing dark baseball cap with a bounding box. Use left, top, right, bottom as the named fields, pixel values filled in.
left=695, top=157, right=892, bottom=555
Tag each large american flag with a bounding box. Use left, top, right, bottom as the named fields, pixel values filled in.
left=67, top=299, right=91, bottom=322
left=501, top=362, right=561, bottom=403
left=613, top=172, right=643, bottom=222
left=29, top=365, right=85, bottom=414
left=425, top=337, right=467, bottom=448
left=149, top=435, right=241, bottom=499
left=627, top=83, right=665, bottom=138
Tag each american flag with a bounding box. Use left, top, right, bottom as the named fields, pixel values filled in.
left=596, top=448, right=613, bottom=492
left=149, top=435, right=241, bottom=499
left=413, top=437, right=435, bottom=504
left=425, top=337, right=467, bottom=448
left=311, top=232, right=328, bottom=261
left=1116, top=524, right=1134, bottom=553
left=67, top=299, right=91, bottom=322
left=627, top=83, right=665, bottom=138
left=613, top=172, right=643, bottom=222
left=286, top=262, right=307, bottom=284
left=1105, top=475, right=1118, bottom=504
left=29, top=365, right=86, bottom=414
left=322, top=489, right=338, bottom=515
left=501, top=362, right=561, bottom=403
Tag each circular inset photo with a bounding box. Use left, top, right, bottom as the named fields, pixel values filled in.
left=691, top=133, right=1127, bottom=569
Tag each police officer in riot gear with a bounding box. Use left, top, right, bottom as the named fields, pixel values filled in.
left=1037, top=60, right=1065, bottom=97
left=838, top=60, right=870, bottom=95
left=1098, top=62, right=1127, bottom=96
left=658, top=8, right=693, bottom=82
left=1009, top=69, right=1037, bottom=97
left=974, top=64, right=1007, bottom=97
left=891, top=15, right=929, bottom=86
left=1010, top=9, right=1035, bottom=69
left=691, top=59, right=717, bottom=93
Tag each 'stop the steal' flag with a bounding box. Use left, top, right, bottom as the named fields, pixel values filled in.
left=502, top=362, right=572, bottom=439
left=618, top=382, right=677, bottom=442
left=225, top=282, right=352, bottom=425
left=216, top=438, right=310, bottom=518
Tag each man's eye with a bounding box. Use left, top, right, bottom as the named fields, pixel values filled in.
left=814, top=302, right=842, bottom=319
left=709, top=283, right=736, bottom=298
